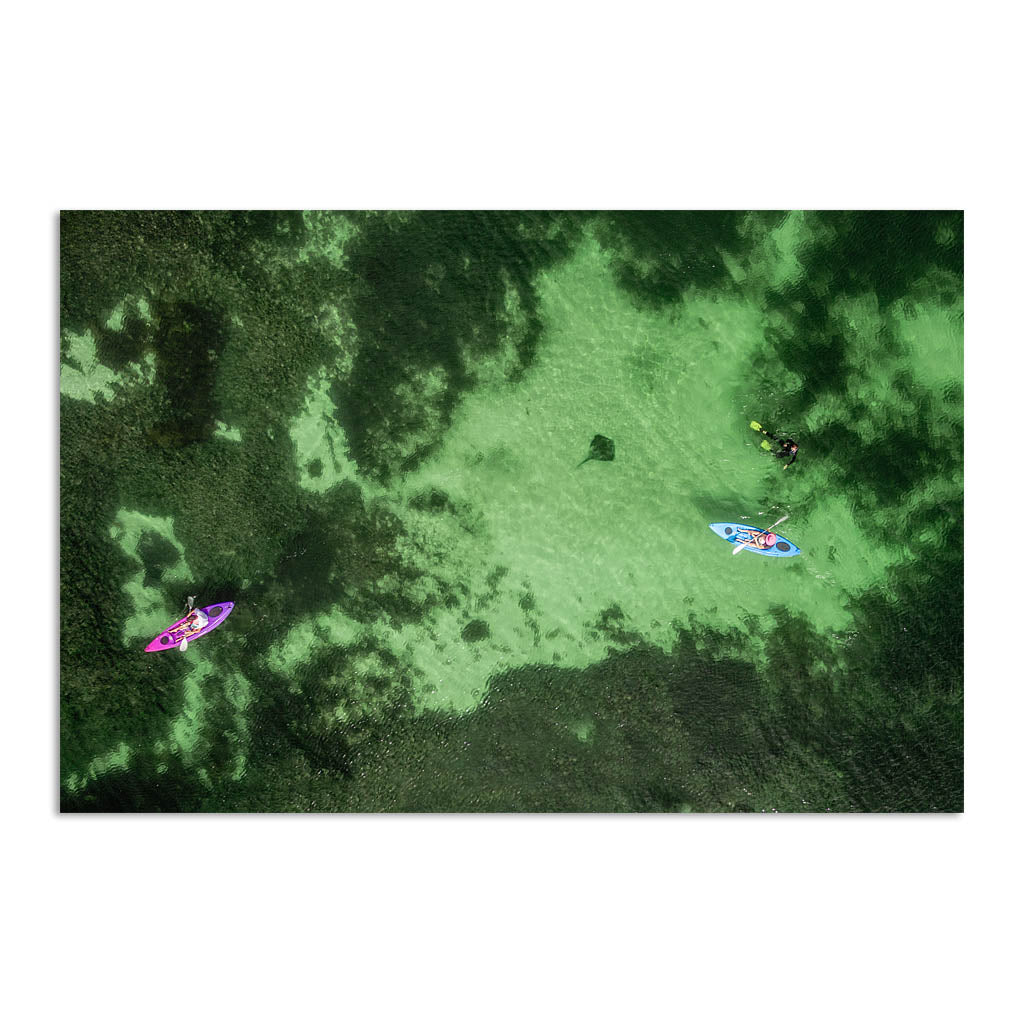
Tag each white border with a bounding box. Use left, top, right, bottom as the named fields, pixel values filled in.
left=6, top=3, right=1016, bottom=1021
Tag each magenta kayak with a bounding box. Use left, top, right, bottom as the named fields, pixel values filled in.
left=144, top=602, right=235, bottom=652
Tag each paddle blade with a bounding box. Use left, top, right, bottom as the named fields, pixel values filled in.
left=180, top=637, right=188, bottom=652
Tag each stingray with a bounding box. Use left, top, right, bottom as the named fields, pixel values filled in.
left=576, top=434, right=615, bottom=468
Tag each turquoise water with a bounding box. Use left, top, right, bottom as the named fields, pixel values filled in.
left=59, top=211, right=963, bottom=811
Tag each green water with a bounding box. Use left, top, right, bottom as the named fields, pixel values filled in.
left=59, top=211, right=963, bottom=811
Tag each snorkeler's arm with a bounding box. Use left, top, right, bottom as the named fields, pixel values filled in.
left=783, top=451, right=797, bottom=469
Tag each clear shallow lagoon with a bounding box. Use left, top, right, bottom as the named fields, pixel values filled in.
left=60, top=211, right=963, bottom=811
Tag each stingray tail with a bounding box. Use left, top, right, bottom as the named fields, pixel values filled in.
left=575, top=456, right=592, bottom=469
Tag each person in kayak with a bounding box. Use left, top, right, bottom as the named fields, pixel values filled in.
left=177, top=596, right=209, bottom=652
left=757, top=427, right=799, bottom=469
left=183, top=595, right=209, bottom=631
left=743, top=530, right=778, bottom=550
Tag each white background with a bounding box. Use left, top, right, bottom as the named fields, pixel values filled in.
left=3, top=1, right=1017, bottom=1021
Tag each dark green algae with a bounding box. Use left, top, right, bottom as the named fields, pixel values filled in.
left=60, top=211, right=963, bottom=812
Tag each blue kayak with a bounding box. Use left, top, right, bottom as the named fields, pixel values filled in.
left=708, top=522, right=801, bottom=557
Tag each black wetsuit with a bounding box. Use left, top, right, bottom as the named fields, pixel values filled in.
left=763, top=430, right=799, bottom=468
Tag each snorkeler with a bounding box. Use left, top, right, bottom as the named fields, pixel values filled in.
left=750, top=421, right=799, bottom=469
